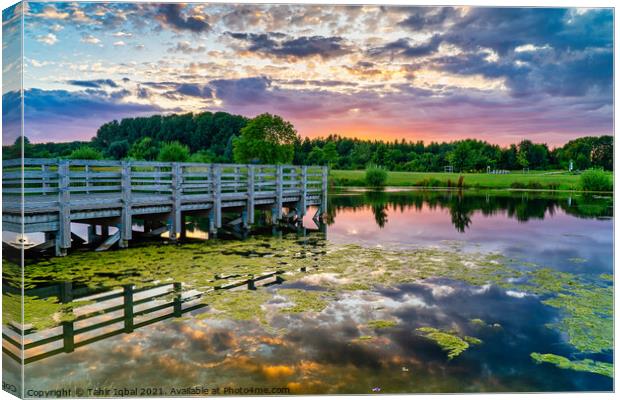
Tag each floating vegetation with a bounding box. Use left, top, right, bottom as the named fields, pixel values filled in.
left=416, top=327, right=482, bottom=360
left=469, top=318, right=501, bottom=330
left=356, top=335, right=375, bottom=341
left=568, top=257, right=587, bottom=264
left=367, top=320, right=398, bottom=329
left=277, top=289, right=331, bottom=313
left=204, top=289, right=271, bottom=322
left=8, top=231, right=613, bottom=380
left=530, top=353, right=613, bottom=378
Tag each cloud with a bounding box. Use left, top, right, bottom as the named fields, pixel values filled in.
left=19, top=88, right=162, bottom=142
left=228, top=32, right=352, bottom=59
left=112, top=31, right=132, bottom=37
left=80, top=34, right=101, bottom=45
left=368, top=35, right=442, bottom=58
left=33, top=5, right=70, bottom=20
left=155, top=4, right=210, bottom=33
left=113, top=41, right=126, bottom=47
left=36, top=33, right=58, bottom=45
left=66, top=79, right=119, bottom=89
left=168, top=41, right=206, bottom=54
left=174, top=83, right=213, bottom=98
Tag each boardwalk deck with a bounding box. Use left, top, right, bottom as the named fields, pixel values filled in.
left=2, top=159, right=328, bottom=255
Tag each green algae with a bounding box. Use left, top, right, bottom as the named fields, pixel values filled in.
left=277, top=289, right=331, bottom=313
left=367, top=320, right=398, bottom=329
left=356, top=335, right=375, bottom=341
left=530, top=353, right=613, bottom=378
left=10, top=232, right=613, bottom=368
left=203, top=289, right=271, bottom=322
left=568, top=257, right=587, bottom=264
left=416, top=327, right=482, bottom=360
left=2, top=293, right=89, bottom=331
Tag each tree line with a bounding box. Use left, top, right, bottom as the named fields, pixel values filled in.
left=4, top=111, right=613, bottom=172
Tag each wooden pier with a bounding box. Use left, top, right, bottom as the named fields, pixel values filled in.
left=2, top=159, right=328, bottom=255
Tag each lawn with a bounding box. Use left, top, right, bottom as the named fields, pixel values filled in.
left=330, top=170, right=612, bottom=191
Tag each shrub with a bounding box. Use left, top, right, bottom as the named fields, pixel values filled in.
left=365, top=164, right=388, bottom=187
left=527, top=182, right=543, bottom=190
left=510, top=182, right=526, bottom=189
left=68, top=146, right=103, bottom=160
left=157, top=142, right=190, bottom=162
left=580, top=169, right=612, bottom=192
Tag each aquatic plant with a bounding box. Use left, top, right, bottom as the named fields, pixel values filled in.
left=278, top=289, right=330, bottom=313
left=530, top=353, right=613, bottom=378
left=416, top=327, right=482, bottom=360
left=367, top=320, right=398, bottom=329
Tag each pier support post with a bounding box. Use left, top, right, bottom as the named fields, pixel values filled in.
left=120, top=161, right=132, bottom=248
left=87, top=225, right=96, bottom=244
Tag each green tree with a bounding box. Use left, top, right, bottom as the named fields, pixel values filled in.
left=322, top=142, right=338, bottom=167
left=128, top=137, right=158, bottom=161
left=68, top=146, right=103, bottom=160
left=233, top=113, right=297, bottom=164
left=157, top=142, right=190, bottom=162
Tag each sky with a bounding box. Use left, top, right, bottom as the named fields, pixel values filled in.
left=1, top=2, right=614, bottom=146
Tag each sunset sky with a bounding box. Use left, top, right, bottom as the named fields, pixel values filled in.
left=2, top=2, right=614, bottom=146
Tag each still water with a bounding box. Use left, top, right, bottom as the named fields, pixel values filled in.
left=3, top=189, right=613, bottom=395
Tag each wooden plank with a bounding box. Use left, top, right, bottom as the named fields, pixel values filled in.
left=95, top=231, right=120, bottom=251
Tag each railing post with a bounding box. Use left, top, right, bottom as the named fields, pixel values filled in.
left=120, top=161, right=132, bottom=248
left=210, top=164, right=222, bottom=233
left=57, top=159, right=71, bottom=256
left=169, top=162, right=182, bottom=241
left=321, top=166, right=328, bottom=216
left=173, top=282, right=182, bottom=317
left=298, top=166, right=307, bottom=217
left=62, top=321, right=75, bottom=353
left=247, top=165, right=255, bottom=225
left=272, top=165, right=283, bottom=224
left=42, top=164, right=49, bottom=196
left=123, top=284, right=134, bottom=333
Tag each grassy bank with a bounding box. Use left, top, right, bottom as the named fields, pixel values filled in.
left=330, top=170, right=613, bottom=191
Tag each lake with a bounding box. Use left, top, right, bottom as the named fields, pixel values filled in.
left=2, top=188, right=613, bottom=395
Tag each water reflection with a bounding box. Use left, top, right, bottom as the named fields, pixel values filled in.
left=2, top=189, right=613, bottom=394
left=326, top=189, right=612, bottom=232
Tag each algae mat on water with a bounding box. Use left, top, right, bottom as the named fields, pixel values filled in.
left=6, top=235, right=613, bottom=377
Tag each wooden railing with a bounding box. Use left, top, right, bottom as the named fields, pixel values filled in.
left=2, top=158, right=327, bottom=203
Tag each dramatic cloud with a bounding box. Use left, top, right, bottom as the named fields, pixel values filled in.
left=18, top=3, right=614, bottom=146
left=228, top=32, right=352, bottom=59
left=155, top=4, right=210, bottom=33
left=66, top=79, right=119, bottom=89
